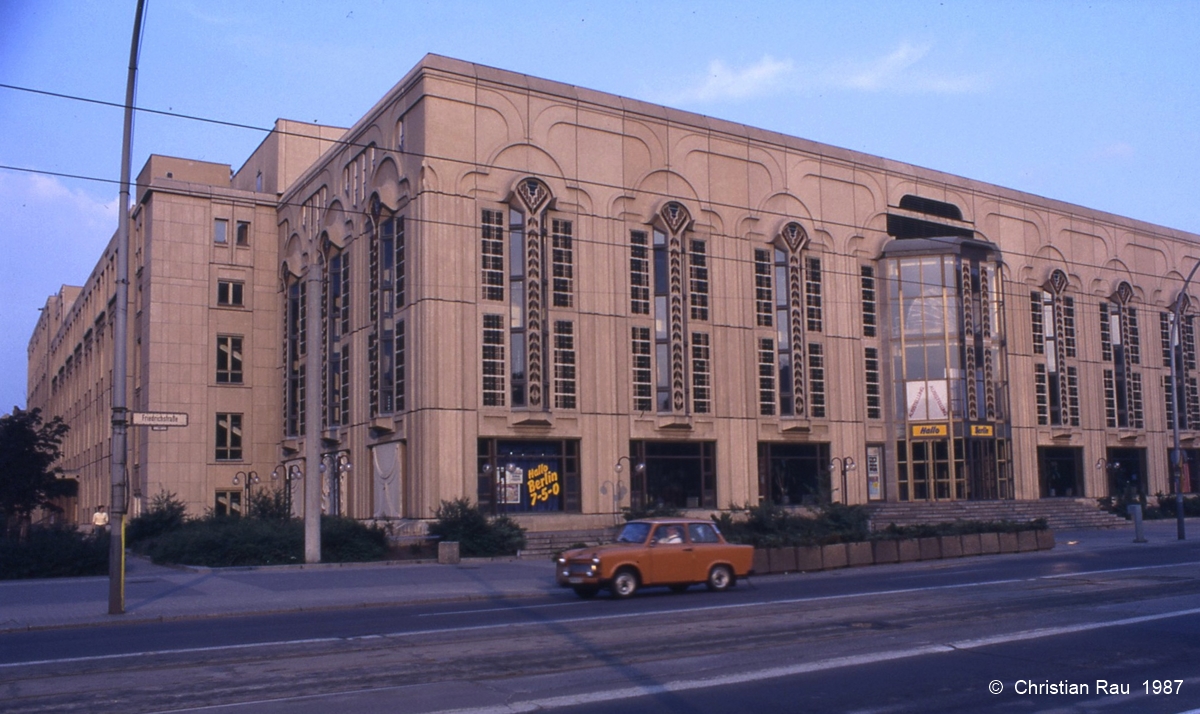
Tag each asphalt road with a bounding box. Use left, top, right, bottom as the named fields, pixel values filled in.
left=4, top=538, right=1200, bottom=714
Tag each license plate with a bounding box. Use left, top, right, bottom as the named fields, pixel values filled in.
left=568, top=577, right=584, bottom=584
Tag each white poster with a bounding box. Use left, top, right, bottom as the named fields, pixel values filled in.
left=906, top=380, right=949, bottom=421
left=372, top=442, right=402, bottom=519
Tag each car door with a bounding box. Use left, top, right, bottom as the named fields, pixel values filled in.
left=686, top=522, right=724, bottom=581
left=646, top=524, right=694, bottom=585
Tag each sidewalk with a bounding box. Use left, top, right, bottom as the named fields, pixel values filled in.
left=1, top=520, right=1195, bottom=633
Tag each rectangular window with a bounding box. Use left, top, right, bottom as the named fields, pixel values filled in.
left=1031, top=291, right=1046, bottom=355
left=214, top=490, right=242, bottom=517
left=1100, top=302, right=1113, bottom=362
left=1061, top=297, right=1076, bottom=357
left=216, top=335, right=243, bottom=384
left=1103, top=369, right=1117, bottom=428
left=482, top=314, right=506, bottom=406
left=1189, top=376, right=1200, bottom=428
left=632, top=326, right=653, bottom=412
left=692, top=332, right=711, bottom=414
left=758, top=338, right=776, bottom=416
left=235, top=221, right=250, bottom=246
left=370, top=332, right=382, bottom=417
left=481, top=209, right=505, bottom=301
left=551, top=219, right=574, bottom=308
left=217, top=280, right=244, bottom=307
left=394, top=216, right=406, bottom=309
left=754, top=249, right=773, bottom=327
left=1130, top=371, right=1144, bottom=429
left=1066, top=366, right=1080, bottom=426
left=1126, top=307, right=1141, bottom=365
left=689, top=239, right=709, bottom=321
left=215, top=413, right=243, bottom=461
left=860, top=265, right=877, bottom=338
left=1166, top=374, right=1179, bottom=430
left=553, top=321, right=577, bottom=409
left=805, top=257, right=823, bottom=333
left=865, top=346, right=881, bottom=419
left=630, top=231, right=651, bottom=315
left=214, top=218, right=228, bottom=244
left=339, top=344, right=350, bottom=426
left=809, top=343, right=826, bottom=418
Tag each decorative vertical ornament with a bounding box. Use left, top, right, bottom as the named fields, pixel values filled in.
left=962, top=262, right=978, bottom=422
left=782, top=223, right=809, bottom=416
left=661, top=202, right=692, bottom=412
left=516, top=178, right=552, bottom=409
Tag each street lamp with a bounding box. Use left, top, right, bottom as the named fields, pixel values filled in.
left=271, top=464, right=302, bottom=516
left=1167, top=268, right=1198, bottom=541
left=606, top=457, right=643, bottom=523
left=829, top=456, right=857, bottom=505
left=233, top=470, right=259, bottom=503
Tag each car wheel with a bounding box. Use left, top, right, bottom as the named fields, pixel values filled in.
left=610, top=568, right=639, bottom=599
left=573, top=585, right=600, bottom=599
left=669, top=584, right=690, bottom=593
left=706, top=564, right=735, bottom=592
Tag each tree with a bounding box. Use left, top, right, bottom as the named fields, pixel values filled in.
left=0, top=407, right=73, bottom=540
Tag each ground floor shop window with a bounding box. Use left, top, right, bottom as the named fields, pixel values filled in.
left=1039, top=446, right=1083, bottom=498
left=477, top=439, right=580, bottom=514
left=757, top=442, right=830, bottom=506
left=1174, top=449, right=1200, bottom=493
left=629, top=441, right=716, bottom=510
left=1104, top=447, right=1147, bottom=501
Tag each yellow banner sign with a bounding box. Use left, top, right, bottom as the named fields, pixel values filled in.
left=970, top=425, right=994, bottom=437
left=911, top=424, right=949, bottom=438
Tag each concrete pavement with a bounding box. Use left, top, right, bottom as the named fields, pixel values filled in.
left=1, top=519, right=1195, bottom=633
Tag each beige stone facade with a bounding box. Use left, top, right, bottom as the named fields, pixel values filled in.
left=30, top=55, right=1200, bottom=528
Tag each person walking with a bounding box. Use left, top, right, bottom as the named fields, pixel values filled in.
left=92, top=505, right=109, bottom=532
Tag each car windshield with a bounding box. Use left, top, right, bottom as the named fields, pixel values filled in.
left=616, top=522, right=652, bottom=543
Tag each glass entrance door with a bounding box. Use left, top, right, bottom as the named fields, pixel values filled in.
left=898, top=439, right=964, bottom=501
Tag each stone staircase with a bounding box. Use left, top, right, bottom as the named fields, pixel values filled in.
left=867, top=498, right=1129, bottom=532
left=518, top=527, right=618, bottom=559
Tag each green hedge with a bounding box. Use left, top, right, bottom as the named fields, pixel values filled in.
left=141, top=515, right=386, bottom=567
left=714, top=502, right=1046, bottom=548
left=0, top=526, right=108, bottom=579
left=428, top=498, right=526, bottom=557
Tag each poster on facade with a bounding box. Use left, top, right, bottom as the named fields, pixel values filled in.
left=501, top=465, right=524, bottom=505
left=906, top=380, right=949, bottom=421
left=866, top=445, right=882, bottom=501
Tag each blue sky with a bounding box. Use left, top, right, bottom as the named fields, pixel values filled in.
left=1, top=0, right=1198, bottom=412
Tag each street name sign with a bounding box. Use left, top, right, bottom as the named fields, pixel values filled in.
left=130, top=411, right=189, bottom=428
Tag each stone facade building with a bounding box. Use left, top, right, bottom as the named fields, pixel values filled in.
left=29, top=55, right=1200, bottom=529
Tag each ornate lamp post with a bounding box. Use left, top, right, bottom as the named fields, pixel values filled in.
left=829, top=456, right=857, bottom=505
left=607, top=457, right=644, bottom=523
left=233, top=470, right=259, bottom=504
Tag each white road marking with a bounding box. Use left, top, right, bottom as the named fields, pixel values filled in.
left=3, top=559, right=1197, bottom=670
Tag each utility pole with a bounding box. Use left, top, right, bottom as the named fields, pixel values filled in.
left=304, top=255, right=322, bottom=563
left=1168, top=261, right=1199, bottom=542
left=110, top=0, right=147, bottom=615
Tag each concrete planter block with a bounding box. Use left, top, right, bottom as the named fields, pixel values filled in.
left=846, top=541, right=874, bottom=567
left=1016, top=530, right=1039, bottom=552
left=438, top=541, right=460, bottom=565
left=872, top=539, right=899, bottom=564
left=821, top=543, right=849, bottom=569
left=1036, top=529, right=1056, bottom=550
left=960, top=533, right=982, bottom=556
left=769, top=546, right=798, bottom=573
left=796, top=545, right=824, bottom=571
left=979, top=532, right=1001, bottom=555
left=939, top=535, right=964, bottom=559
left=752, top=548, right=770, bottom=574
left=897, top=539, right=921, bottom=562
left=998, top=532, right=1020, bottom=553
left=918, top=537, right=942, bottom=560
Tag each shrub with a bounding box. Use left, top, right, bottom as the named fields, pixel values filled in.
left=1151, top=492, right=1200, bottom=519
left=621, top=503, right=682, bottom=521
left=144, top=515, right=388, bottom=567
left=714, top=502, right=871, bottom=547
left=127, top=491, right=187, bottom=546
left=246, top=486, right=292, bottom=521
left=874, top=518, right=1047, bottom=540
left=0, top=525, right=108, bottom=579
left=428, top=498, right=526, bottom=557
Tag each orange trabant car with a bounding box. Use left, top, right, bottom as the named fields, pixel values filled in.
left=556, top=518, right=755, bottom=598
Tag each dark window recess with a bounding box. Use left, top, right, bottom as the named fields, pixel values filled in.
left=898, top=195, right=964, bottom=221
left=886, top=214, right=974, bottom=240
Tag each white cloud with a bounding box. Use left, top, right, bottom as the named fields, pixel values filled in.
left=669, top=42, right=985, bottom=105
left=671, top=56, right=796, bottom=103
left=20, top=173, right=118, bottom=233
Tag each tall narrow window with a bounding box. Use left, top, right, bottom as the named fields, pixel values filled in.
left=758, top=338, right=776, bottom=416
left=808, top=344, right=826, bottom=418
left=338, top=344, right=350, bottom=426
left=691, top=332, right=711, bottom=414
left=631, top=327, right=653, bottom=412
left=395, top=320, right=406, bottom=412
left=653, top=228, right=671, bottom=412
left=689, top=240, right=709, bottom=321
left=285, top=280, right=306, bottom=436
left=630, top=231, right=650, bottom=315
left=805, top=256, right=823, bottom=333
left=553, top=321, right=576, bottom=409
left=551, top=219, right=574, bottom=308
left=482, top=315, right=506, bottom=407
left=860, top=265, right=877, bottom=337
left=215, top=413, right=242, bottom=461
left=394, top=216, right=406, bottom=308
left=216, top=335, right=243, bottom=384
left=754, top=249, right=773, bottom=327
left=509, top=209, right=527, bottom=408
left=1035, top=364, right=1050, bottom=425
left=481, top=209, right=504, bottom=301
left=1031, top=291, right=1046, bottom=355
left=213, top=218, right=228, bottom=244
left=865, top=346, right=881, bottom=419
